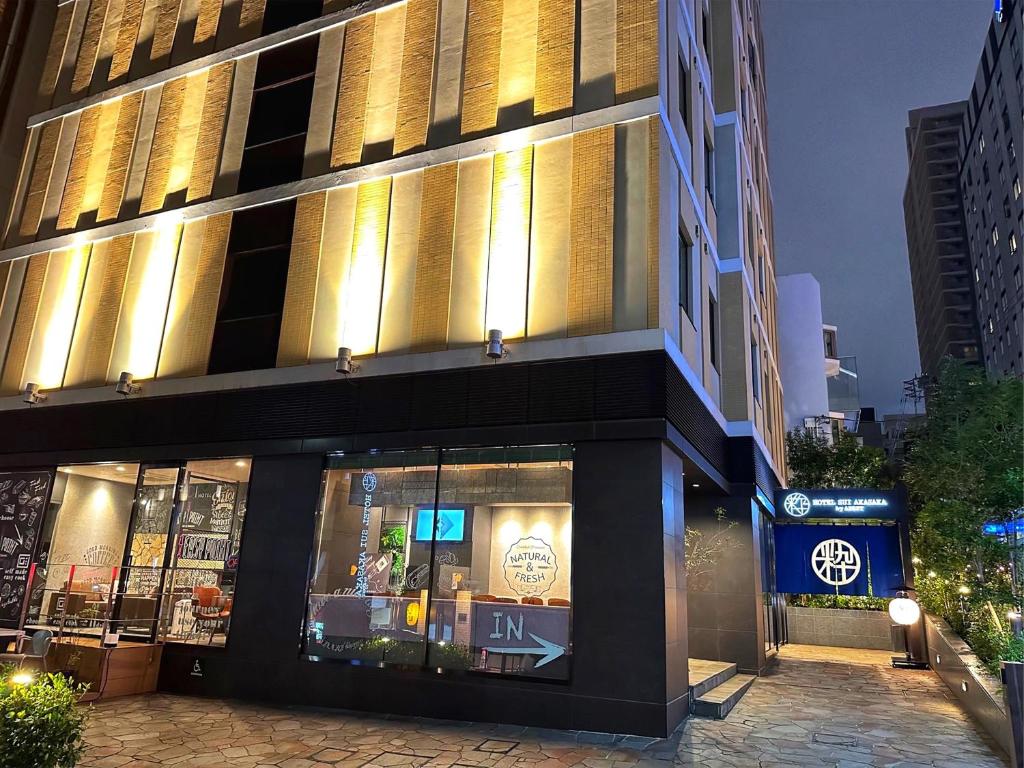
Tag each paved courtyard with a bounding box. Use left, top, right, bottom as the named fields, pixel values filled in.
left=79, top=645, right=1006, bottom=768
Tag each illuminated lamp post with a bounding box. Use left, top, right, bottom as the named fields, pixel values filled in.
left=889, top=591, right=929, bottom=669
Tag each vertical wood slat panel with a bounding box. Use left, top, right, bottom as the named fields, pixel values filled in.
left=57, top=106, right=102, bottom=231
left=187, top=61, right=234, bottom=202
left=98, top=91, right=144, bottom=222
left=237, top=0, right=265, bottom=40
left=646, top=117, right=659, bottom=328
left=18, top=122, right=62, bottom=238
left=158, top=211, right=230, bottom=376
left=460, top=0, right=502, bottom=136
left=0, top=260, right=26, bottom=378
left=342, top=177, right=391, bottom=355
left=331, top=14, right=375, bottom=168
left=568, top=125, right=614, bottom=336
left=304, top=25, right=344, bottom=178
left=0, top=253, right=49, bottom=394
left=394, top=0, right=438, bottom=155
left=309, top=186, right=358, bottom=361
left=410, top=163, right=458, bottom=351
left=64, top=234, right=134, bottom=386
left=448, top=154, right=491, bottom=347
left=378, top=171, right=423, bottom=353
left=38, top=115, right=81, bottom=238
left=140, top=77, right=186, bottom=213
left=213, top=54, right=255, bottom=197
left=150, top=0, right=183, bottom=62
left=54, top=0, right=93, bottom=104
left=527, top=135, right=572, bottom=338
left=277, top=192, right=327, bottom=366
left=109, top=0, right=145, bottom=81
left=71, top=0, right=111, bottom=96
left=91, top=0, right=128, bottom=87
left=193, top=0, right=223, bottom=44
left=615, top=0, right=657, bottom=102
left=39, top=3, right=75, bottom=103
left=485, top=145, right=533, bottom=338
left=80, top=100, right=123, bottom=222
left=534, top=0, right=574, bottom=117
left=165, top=68, right=209, bottom=201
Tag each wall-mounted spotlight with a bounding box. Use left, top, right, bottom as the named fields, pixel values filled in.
left=485, top=329, right=509, bottom=360
left=336, top=347, right=360, bottom=375
left=22, top=383, right=46, bottom=405
left=115, top=371, right=141, bottom=396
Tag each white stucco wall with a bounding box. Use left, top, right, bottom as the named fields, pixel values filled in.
left=777, top=273, right=830, bottom=432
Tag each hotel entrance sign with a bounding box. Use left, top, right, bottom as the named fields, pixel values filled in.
left=774, top=488, right=904, bottom=521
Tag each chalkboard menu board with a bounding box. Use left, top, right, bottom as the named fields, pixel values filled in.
left=0, top=471, right=51, bottom=626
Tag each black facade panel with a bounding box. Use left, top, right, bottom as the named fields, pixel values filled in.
left=409, top=371, right=468, bottom=431
left=528, top=359, right=594, bottom=423
left=465, top=364, right=529, bottom=427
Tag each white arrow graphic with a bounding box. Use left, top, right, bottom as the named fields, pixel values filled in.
left=484, top=632, right=565, bottom=668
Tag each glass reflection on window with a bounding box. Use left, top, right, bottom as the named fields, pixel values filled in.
left=304, top=446, right=573, bottom=680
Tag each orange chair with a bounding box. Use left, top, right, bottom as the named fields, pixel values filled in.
left=521, top=596, right=543, bottom=605
left=547, top=597, right=570, bottom=607
left=191, top=586, right=232, bottom=644
left=471, top=594, right=496, bottom=602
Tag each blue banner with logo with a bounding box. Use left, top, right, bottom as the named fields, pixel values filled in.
left=775, top=524, right=904, bottom=597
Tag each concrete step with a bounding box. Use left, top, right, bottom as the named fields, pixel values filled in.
left=692, top=673, right=756, bottom=719
left=688, top=659, right=737, bottom=700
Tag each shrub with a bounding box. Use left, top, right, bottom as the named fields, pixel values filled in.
left=0, top=665, right=89, bottom=768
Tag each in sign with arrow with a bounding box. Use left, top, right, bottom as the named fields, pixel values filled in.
left=484, top=632, right=565, bottom=668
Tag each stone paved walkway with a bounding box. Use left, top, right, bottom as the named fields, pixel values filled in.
left=79, top=645, right=1006, bottom=768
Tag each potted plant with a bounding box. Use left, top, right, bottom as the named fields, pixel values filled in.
left=0, top=664, right=90, bottom=768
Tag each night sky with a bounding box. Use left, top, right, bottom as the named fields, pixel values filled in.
left=763, top=0, right=994, bottom=417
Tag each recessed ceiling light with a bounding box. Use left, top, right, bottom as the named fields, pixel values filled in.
left=234, top=460, right=248, bottom=468
left=116, top=466, right=125, bottom=472
left=691, top=483, right=700, bottom=488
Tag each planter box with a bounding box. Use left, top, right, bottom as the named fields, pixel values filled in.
left=785, top=606, right=893, bottom=650
left=924, top=613, right=1015, bottom=765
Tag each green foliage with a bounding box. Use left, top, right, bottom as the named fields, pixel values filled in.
left=904, top=360, right=1023, bottom=580
left=379, top=526, right=407, bottom=583
left=785, top=426, right=891, bottom=489
left=344, top=637, right=472, bottom=669
left=790, top=594, right=889, bottom=611
left=0, top=665, right=89, bottom=768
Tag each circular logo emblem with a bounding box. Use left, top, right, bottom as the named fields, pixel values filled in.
left=361, top=472, right=377, bottom=493
left=783, top=492, right=812, bottom=517
left=503, top=537, right=558, bottom=597
left=810, top=538, right=861, bottom=586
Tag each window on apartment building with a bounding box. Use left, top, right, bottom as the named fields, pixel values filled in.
left=983, top=162, right=990, bottom=184
left=758, top=253, right=766, bottom=298
left=751, top=339, right=761, bottom=402
left=748, top=38, right=758, bottom=87
left=704, top=137, right=715, bottom=206
left=979, top=133, right=986, bottom=154
left=701, top=3, right=712, bottom=79
left=1013, top=176, right=1022, bottom=200
left=679, top=227, right=694, bottom=323
left=207, top=200, right=297, bottom=375
left=708, top=291, right=719, bottom=371
left=992, top=225, right=1000, bottom=246
left=1015, top=267, right=1022, bottom=292
left=763, top=359, right=771, bottom=423
left=678, top=54, right=690, bottom=137
left=238, top=36, right=319, bottom=193
left=1011, top=232, right=1019, bottom=256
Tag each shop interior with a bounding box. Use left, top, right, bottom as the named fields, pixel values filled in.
left=306, top=449, right=573, bottom=678
left=25, top=459, right=250, bottom=648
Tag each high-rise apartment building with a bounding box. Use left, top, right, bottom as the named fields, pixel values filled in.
left=0, top=0, right=784, bottom=734
left=958, top=0, right=1023, bottom=377
left=903, top=101, right=981, bottom=378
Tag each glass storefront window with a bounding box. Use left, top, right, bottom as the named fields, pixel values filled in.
left=304, top=446, right=573, bottom=680
left=28, top=464, right=141, bottom=637
left=24, top=458, right=251, bottom=648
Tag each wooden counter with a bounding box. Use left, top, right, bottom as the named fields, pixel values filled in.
left=49, top=640, right=162, bottom=700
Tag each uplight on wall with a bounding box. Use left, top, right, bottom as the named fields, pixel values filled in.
left=22, top=383, right=47, bottom=405
left=485, top=329, right=508, bottom=360
left=115, top=371, right=142, bottom=396
left=336, top=347, right=360, bottom=375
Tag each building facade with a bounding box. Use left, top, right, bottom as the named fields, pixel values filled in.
left=777, top=272, right=859, bottom=437
left=958, top=0, right=1023, bottom=377
left=903, top=101, right=981, bottom=379
left=0, top=0, right=784, bottom=735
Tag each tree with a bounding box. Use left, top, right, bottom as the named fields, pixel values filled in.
left=903, top=359, right=1023, bottom=585
left=785, top=425, right=891, bottom=489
